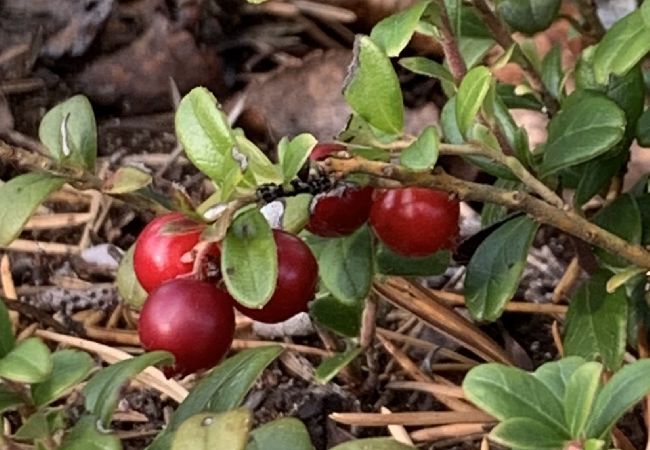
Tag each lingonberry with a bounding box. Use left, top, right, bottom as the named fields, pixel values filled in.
left=370, top=187, right=460, bottom=257
left=235, top=230, right=318, bottom=323
left=138, top=279, right=235, bottom=376
left=134, top=212, right=217, bottom=292
left=306, top=143, right=373, bottom=237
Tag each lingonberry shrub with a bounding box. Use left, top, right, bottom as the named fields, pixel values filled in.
left=138, top=279, right=235, bottom=376
left=370, top=187, right=459, bottom=257
left=2, top=1, right=650, bottom=448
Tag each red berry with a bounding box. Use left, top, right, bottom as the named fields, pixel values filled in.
left=306, top=184, right=373, bottom=237
left=370, top=187, right=459, bottom=257
left=309, top=143, right=345, bottom=161
left=134, top=213, right=211, bottom=292
left=236, top=230, right=318, bottom=323
left=138, top=279, right=235, bottom=376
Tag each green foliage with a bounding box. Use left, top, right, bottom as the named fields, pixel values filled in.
left=370, top=0, right=431, bottom=57
left=465, top=216, right=539, bottom=322
left=399, top=126, right=439, bottom=170
left=59, top=416, right=121, bottom=450
left=102, top=167, right=152, bottom=194
left=496, top=0, right=561, bottom=34
left=38, top=95, right=97, bottom=171
left=310, top=295, right=364, bottom=337
left=375, top=245, right=450, bottom=276
left=116, top=244, right=148, bottom=309
left=455, top=66, right=492, bottom=136
left=247, top=418, right=313, bottom=450
left=315, top=347, right=362, bottom=384
left=171, top=410, right=250, bottom=450
left=277, top=134, right=317, bottom=182
left=0, top=299, right=15, bottom=358
left=330, top=439, right=415, bottom=450
left=0, top=337, right=52, bottom=384
left=32, top=350, right=93, bottom=406
left=222, top=208, right=278, bottom=308
left=0, top=173, right=66, bottom=246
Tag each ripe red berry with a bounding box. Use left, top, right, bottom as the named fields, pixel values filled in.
left=370, top=187, right=460, bottom=257
left=138, top=279, right=235, bottom=376
left=134, top=213, right=211, bottom=292
left=306, top=143, right=373, bottom=237
left=235, top=230, right=318, bottom=323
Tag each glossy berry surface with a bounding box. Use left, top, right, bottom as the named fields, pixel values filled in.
left=306, top=185, right=373, bottom=237
left=306, top=143, right=373, bottom=237
left=134, top=213, right=205, bottom=292
left=236, top=230, right=318, bottom=323
left=138, top=279, right=235, bottom=376
left=370, top=187, right=460, bottom=257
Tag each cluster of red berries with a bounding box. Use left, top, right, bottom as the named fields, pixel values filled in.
left=133, top=143, right=459, bottom=376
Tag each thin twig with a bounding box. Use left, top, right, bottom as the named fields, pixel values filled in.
left=321, top=157, right=650, bottom=270
left=435, top=0, right=467, bottom=82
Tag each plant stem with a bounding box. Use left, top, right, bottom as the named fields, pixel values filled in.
left=471, top=0, right=560, bottom=114
left=435, top=0, right=467, bottom=82
left=321, top=156, right=650, bottom=270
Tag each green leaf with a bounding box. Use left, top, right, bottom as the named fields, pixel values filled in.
left=532, top=357, right=586, bottom=404
left=318, top=225, right=373, bottom=305
left=564, top=362, right=603, bottom=437
left=370, top=0, right=431, bottom=57
left=0, top=299, right=15, bottom=358
left=171, top=410, right=250, bottom=450
left=234, top=133, right=284, bottom=185
left=592, top=194, right=642, bottom=268
left=247, top=417, right=313, bottom=450
left=541, top=45, right=563, bottom=99
left=83, top=351, right=173, bottom=428
left=490, top=417, right=567, bottom=450
left=310, top=295, right=364, bottom=338
left=400, top=126, right=439, bottom=170
left=38, top=95, right=97, bottom=171
left=606, top=266, right=647, bottom=294
left=222, top=208, right=277, bottom=308
left=481, top=180, right=520, bottom=227
left=32, top=349, right=94, bottom=406
left=574, top=149, right=628, bottom=206
left=607, top=64, right=645, bottom=138
left=282, top=194, right=312, bottom=234
left=116, top=245, right=148, bottom=309
left=636, top=109, right=650, bottom=147
left=375, top=245, right=449, bottom=276
left=462, top=364, right=568, bottom=432
left=0, top=173, right=66, bottom=246
left=593, top=10, right=650, bottom=85
left=464, top=216, right=538, bottom=322
left=14, top=410, right=50, bottom=440
left=175, top=87, right=240, bottom=186
left=315, top=347, right=362, bottom=384
left=344, top=35, right=404, bottom=134
left=278, top=134, right=317, bottom=182
left=586, top=359, right=650, bottom=438
left=538, top=90, right=626, bottom=176
left=60, top=415, right=121, bottom=450
left=0, top=337, right=52, bottom=383
left=638, top=193, right=650, bottom=245
left=102, top=167, right=152, bottom=194
left=0, top=384, right=23, bottom=413
left=563, top=271, right=628, bottom=371
left=455, top=66, right=492, bottom=136
left=148, top=346, right=281, bottom=450
left=459, top=37, right=495, bottom=70
left=496, top=84, right=543, bottom=110
left=496, top=0, right=561, bottom=34
left=330, top=438, right=415, bottom=450
left=398, top=57, right=454, bottom=84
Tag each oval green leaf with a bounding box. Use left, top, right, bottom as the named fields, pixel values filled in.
left=532, top=356, right=586, bottom=404
left=148, top=346, right=282, bottom=450
left=32, top=349, right=94, bottom=406
left=277, top=134, right=317, bottom=182
left=463, top=363, right=568, bottom=433
left=102, top=167, right=152, bottom=194
left=331, top=438, right=415, bottom=450
left=564, top=362, right=602, bottom=437
left=490, top=417, right=568, bottom=450
left=0, top=384, right=23, bottom=413
left=398, top=57, right=454, bottom=84
left=496, top=0, right=561, bottom=34
left=116, top=244, right=148, bottom=309
left=0, top=337, right=52, bottom=383
left=318, top=225, right=373, bottom=305
left=83, top=351, right=173, bottom=428
left=0, top=173, right=66, bottom=246
left=375, top=245, right=449, bottom=276
left=171, top=410, right=251, bottom=450
left=563, top=271, right=628, bottom=371
left=344, top=35, right=404, bottom=135
left=59, top=415, right=122, bottom=450
left=455, top=66, right=492, bottom=136
left=247, top=417, right=313, bottom=450
left=538, top=90, right=626, bottom=176
left=222, top=208, right=277, bottom=308
left=309, top=295, right=364, bottom=338
left=38, top=95, right=97, bottom=171
left=315, top=347, right=362, bottom=384
left=400, top=126, right=439, bottom=170
left=464, top=215, right=539, bottom=322
left=175, top=87, right=240, bottom=185
left=370, top=0, right=431, bottom=57
left=593, top=10, right=650, bottom=85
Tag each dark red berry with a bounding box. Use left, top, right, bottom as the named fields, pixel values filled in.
left=138, top=279, right=235, bottom=376
left=306, top=184, right=373, bottom=237
left=235, top=230, right=318, bottom=323
left=370, top=187, right=459, bottom=257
